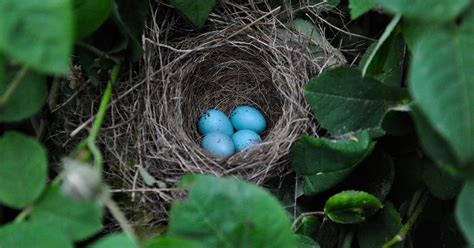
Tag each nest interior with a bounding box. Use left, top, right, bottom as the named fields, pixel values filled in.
left=50, top=1, right=346, bottom=226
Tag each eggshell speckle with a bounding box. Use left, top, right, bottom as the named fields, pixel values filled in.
left=230, top=106, right=266, bottom=134
left=232, top=130, right=262, bottom=152
left=202, top=132, right=235, bottom=158
left=198, top=109, right=234, bottom=136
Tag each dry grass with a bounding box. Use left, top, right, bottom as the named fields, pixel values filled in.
left=50, top=0, right=345, bottom=227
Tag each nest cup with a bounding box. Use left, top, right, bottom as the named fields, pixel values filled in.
left=51, top=1, right=345, bottom=225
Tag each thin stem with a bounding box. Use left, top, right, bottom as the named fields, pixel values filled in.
left=87, top=141, right=103, bottom=170
left=383, top=192, right=430, bottom=248
left=103, top=194, right=137, bottom=243
left=407, top=188, right=423, bottom=216
left=0, top=67, right=28, bottom=107
left=77, top=41, right=121, bottom=64
left=14, top=205, right=33, bottom=223
left=342, top=230, right=355, bottom=248
left=86, top=64, right=120, bottom=169
left=291, top=211, right=325, bottom=230
left=88, top=64, right=120, bottom=142
left=48, top=77, right=61, bottom=110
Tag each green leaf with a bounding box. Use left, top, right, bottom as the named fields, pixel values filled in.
left=422, top=161, right=462, bottom=200
left=381, top=106, right=414, bottom=136
left=349, top=0, right=378, bottom=19
left=324, top=190, right=383, bottom=224
left=379, top=0, right=470, bottom=22
left=292, top=131, right=374, bottom=175
left=293, top=19, right=324, bottom=45
left=0, top=132, right=47, bottom=208
left=347, top=149, right=395, bottom=202
left=410, top=105, right=460, bottom=168
left=29, top=185, right=103, bottom=241
left=295, top=235, right=320, bottom=248
left=74, top=0, right=113, bottom=40
left=169, top=0, right=216, bottom=28
left=295, top=216, right=320, bottom=238
left=400, top=20, right=441, bottom=50
left=408, top=22, right=474, bottom=165
left=357, top=202, right=403, bottom=248
left=305, top=67, right=409, bottom=136
left=455, top=180, right=474, bottom=245
left=360, top=33, right=405, bottom=87
left=0, top=0, right=73, bottom=74
left=112, top=0, right=148, bottom=62
left=0, top=56, right=4, bottom=84
left=291, top=131, right=375, bottom=195
left=89, top=233, right=138, bottom=248
left=290, top=18, right=345, bottom=68
left=0, top=222, right=73, bottom=248
left=144, top=236, right=204, bottom=248
left=360, top=15, right=401, bottom=79
left=168, top=175, right=296, bottom=248
left=0, top=70, right=47, bottom=122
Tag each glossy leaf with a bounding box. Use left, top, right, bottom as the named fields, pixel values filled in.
left=350, top=0, right=378, bottom=19
left=324, top=191, right=383, bottom=224
left=455, top=180, right=474, bottom=245
left=144, top=237, right=204, bottom=248
left=358, top=202, right=403, bottom=248
left=0, top=222, right=73, bottom=248
left=168, top=175, right=296, bottom=248
left=422, top=161, right=462, bottom=200
left=305, top=67, right=408, bottom=136
left=169, top=0, right=216, bottom=28
left=89, top=233, right=138, bottom=248
left=292, top=131, right=374, bottom=175
left=74, top=0, right=113, bottom=40
left=0, top=71, right=47, bottom=122
left=303, top=171, right=354, bottom=197
left=408, top=22, right=474, bottom=165
left=292, top=131, right=375, bottom=195
left=0, top=132, right=47, bottom=208
left=29, top=185, right=103, bottom=241
left=0, top=0, right=73, bottom=74
left=379, top=0, right=470, bottom=22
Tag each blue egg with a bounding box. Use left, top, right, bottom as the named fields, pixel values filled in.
left=230, top=106, right=266, bottom=134
left=198, top=109, right=234, bottom=136
left=232, top=130, right=262, bottom=152
left=202, top=132, right=235, bottom=158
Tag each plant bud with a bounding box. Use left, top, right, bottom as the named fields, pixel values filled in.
left=61, top=158, right=102, bottom=201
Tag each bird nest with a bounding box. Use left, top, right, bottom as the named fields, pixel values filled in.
left=50, top=0, right=345, bottom=226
